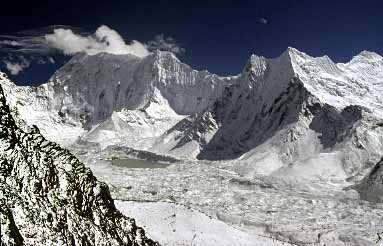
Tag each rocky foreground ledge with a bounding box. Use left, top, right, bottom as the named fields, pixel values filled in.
left=0, top=84, right=157, bottom=245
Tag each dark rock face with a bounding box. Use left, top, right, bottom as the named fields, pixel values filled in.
left=196, top=77, right=315, bottom=160
left=309, top=105, right=363, bottom=148
left=356, top=158, right=383, bottom=203
left=0, top=84, right=157, bottom=245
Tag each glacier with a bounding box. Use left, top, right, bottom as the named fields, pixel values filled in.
left=1, top=47, right=383, bottom=245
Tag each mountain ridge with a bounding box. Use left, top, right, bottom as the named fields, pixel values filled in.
left=1, top=47, right=383, bottom=184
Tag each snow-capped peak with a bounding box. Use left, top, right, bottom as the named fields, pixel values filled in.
left=241, top=47, right=383, bottom=116
left=348, top=50, right=382, bottom=64
left=1, top=46, right=383, bottom=156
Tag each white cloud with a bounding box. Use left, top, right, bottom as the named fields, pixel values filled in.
left=35, top=56, right=55, bottom=64
left=0, top=40, right=22, bottom=46
left=4, top=58, right=30, bottom=75
left=0, top=25, right=152, bottom=75
left=147, top=34, right=185, bottom=55
left=45, top=25, right=149, bottom=57
left=0, top=25, right=77, bottom=56
left=260, top=18, right=268, bottom=24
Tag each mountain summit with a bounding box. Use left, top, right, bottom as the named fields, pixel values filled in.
left=1, top=48, right=383, bottom=184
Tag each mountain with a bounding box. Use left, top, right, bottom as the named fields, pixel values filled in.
left=154, top=48, right=383, bottom=181
left=0, top=51, right=232, bottom=149
left=0, top=84, right=157, bottom=245
left=1, top=48, right=383, bottom=184
left=2, top=47, right=383, bottom=245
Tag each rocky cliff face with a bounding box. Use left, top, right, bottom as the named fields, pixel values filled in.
left=356, top=157, right=383, bottom=203
left=0, top=84, right=157, bottom=245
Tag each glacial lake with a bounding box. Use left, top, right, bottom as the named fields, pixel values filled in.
left=111, top=158, right=171, bottom=169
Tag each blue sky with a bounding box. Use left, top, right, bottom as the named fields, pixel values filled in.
left=1, top=0, right=383, bottom=85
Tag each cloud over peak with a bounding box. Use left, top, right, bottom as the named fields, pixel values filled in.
left=3, top=57, right=30, bottom=75
left=147, top=34, right=185, bottom=55
left=45, top=25, right=149, bottom=57
left=0, top=25, right=185, bottom=76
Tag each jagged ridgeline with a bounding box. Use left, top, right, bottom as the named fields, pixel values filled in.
left=0, top=85, right=157, bottom=245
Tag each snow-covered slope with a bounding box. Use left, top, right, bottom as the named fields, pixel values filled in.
left=0, top=84, right=157, bottom=245
left=47, top=51, right=229, bottom=124
left=115, top=201, right=290, bottom=246
left=0, top=51, right=231, bottom=148
left=0, top=72, right=86, bottom=144
left=156, top=48, right=383, bottom=182
left=2, top=47, right=383, bottom=245
left=1, top=47, right=383, bottom=184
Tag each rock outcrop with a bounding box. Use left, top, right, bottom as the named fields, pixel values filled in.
left=356, top=157, right=383, bottom=203
left=0, top=83, right=157, bottom=245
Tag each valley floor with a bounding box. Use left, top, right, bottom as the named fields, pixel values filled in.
left=76, top=149, right=383, bottom=246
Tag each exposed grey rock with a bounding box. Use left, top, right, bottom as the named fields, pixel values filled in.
left=0, top=84, right=157, bottom=245
left=356, top=157, right=383, bottom=203
left=309, top=104, right=363, bottom=148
